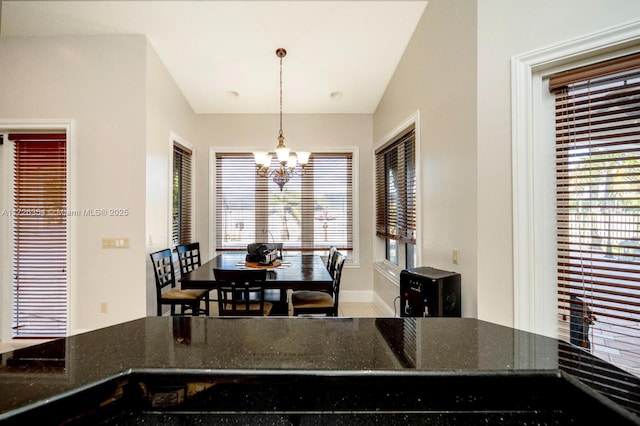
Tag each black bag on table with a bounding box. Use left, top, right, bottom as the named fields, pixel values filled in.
left=246, top=243, right=277, bottom=265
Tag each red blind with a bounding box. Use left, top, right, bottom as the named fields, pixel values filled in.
left=215, top=152, right=353, bottom=253
left=550, top=53, right=640, bottom=376
left=9, top=133, right=67, bottom=338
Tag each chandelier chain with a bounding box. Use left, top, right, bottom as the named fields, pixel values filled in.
left=253, top=47, right=309, bottom=191
left=279, top=52, right=283, bottom=138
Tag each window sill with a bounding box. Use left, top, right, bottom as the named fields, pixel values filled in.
left=373, top=261, right=402, bottom=286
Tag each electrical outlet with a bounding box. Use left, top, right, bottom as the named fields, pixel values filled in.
left=100, top=302, right=108, bottom=314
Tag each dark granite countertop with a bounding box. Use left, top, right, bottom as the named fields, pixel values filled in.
left=0, top=317, right=639, bottom=424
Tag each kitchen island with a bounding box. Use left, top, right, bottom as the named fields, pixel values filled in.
left=0, top=317, right=638, bottom=424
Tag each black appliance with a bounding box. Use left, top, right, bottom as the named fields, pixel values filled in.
left=400, top=267, right=461, bottom=317
left=246, top=243, right=277, bottom=265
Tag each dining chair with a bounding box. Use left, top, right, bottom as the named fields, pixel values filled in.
left=289, top=251, right=346, bottom=317
left=177, top=241, right=218, bottom=310
left=176, top=242, right=201, bottom=277
left=150, top=248, right=210, bottom=316
left=213, top=268, right=272, bottom=316
left=254, top=242, right=285, bottom=306
left=326, top=246, right=337, bottom=272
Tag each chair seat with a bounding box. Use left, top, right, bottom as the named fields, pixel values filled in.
left=151, top=247, right=210, bottom=316
left=222, top=301, right=273, bottom=316
left=290, top=251, right=345, bottom=317
left=291, top=290, right=334, bottom=309
left=162, top=288, right=208, bottom=301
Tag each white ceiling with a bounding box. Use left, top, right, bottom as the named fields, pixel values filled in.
left=1, top=1, right=428, bottom=114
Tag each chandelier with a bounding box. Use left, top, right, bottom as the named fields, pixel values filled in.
left=253, top=48, right=310, bottom=191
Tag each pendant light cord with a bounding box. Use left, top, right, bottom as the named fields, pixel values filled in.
left=279, top=53, right=283, bottom=138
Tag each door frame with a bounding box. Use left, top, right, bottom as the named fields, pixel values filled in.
left=0, top=119, right=76, bottom=341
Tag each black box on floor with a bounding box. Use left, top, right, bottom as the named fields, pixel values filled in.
left=400, top=267, right=461, bottom=317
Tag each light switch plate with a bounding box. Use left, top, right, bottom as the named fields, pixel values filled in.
left=102, top=237, right=130, bottom=249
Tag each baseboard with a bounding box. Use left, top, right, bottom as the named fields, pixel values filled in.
left=339, top=290, right=373, bottom=303
left=373, top=292, right=398, bottom=317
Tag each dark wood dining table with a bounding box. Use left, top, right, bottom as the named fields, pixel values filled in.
left=180, top=252, right=333, bottom=292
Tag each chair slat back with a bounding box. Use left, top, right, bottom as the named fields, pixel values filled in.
left=326, top=246, right=337, bottom=271
left=331, top=252, right=346, bottom=299
left=328, top=248, right=343, bottom=278
left=150, top=248, right=177, bottom=291
left=176, top=242, right=202, bottom=276
left=213, top=269, right=268, bottom=316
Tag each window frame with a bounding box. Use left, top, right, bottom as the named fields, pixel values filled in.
left=511, top=21, right=640, bottom=337
left=548, top=53, right=640, bottom=351
left=210, top=147, right=359, bottom=263
left=373, top=111, right=421, bottom=278
left=170, top=133, right=195, bottom=249
left=0, top=119, right=75, bottom=341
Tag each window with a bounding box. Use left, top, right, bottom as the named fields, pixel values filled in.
left=8, top=132, right=67, bottom=338
left=549, top=53, right=640, bottom=373
left=375, top=127, right=416, bottom=269
left=172, top=142, right=193, bottom=248
left=215, top=152, right=353, bottom=255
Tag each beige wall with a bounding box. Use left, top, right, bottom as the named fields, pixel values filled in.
left=145, top=40, right=199, bottom=315
left=373, top=0, right=479, bottom=318
left=2, top=0, right=638, bottom=337
left=476, top=0, right=640, bottom=327
left=0, top=34, right=374, bottom=336
left=0, top=35, right=148, bottom=334
left=373, top=0, right=640, bottom=327
left=192, top=113, right=374, bottom=299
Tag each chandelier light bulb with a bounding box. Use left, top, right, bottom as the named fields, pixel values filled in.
left=296, top=151, right=310, bottom=166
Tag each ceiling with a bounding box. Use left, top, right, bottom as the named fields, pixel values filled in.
left=0, top=1, right=428, bottom=114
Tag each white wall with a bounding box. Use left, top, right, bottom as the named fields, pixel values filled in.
left=373, top=0, right=640, bottom=327
left=192, top=113, right=373, bottom=299
left=0, top=35, right=149, bottom=334
left=4, top=1, right=637, bottom=334
left=0, top=34, right=375, bottom=336
left=476, top=0, right=640, bottom=327
left=373, top=0, right=478, bottom=318
left=145, top=40, right=199, bottom=315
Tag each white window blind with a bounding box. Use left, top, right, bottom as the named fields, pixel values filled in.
left=9, top=133, right=67, bottom=338
left=550, top=53, right=640, bottom=375
left=215, top=152, right=353, bottom=253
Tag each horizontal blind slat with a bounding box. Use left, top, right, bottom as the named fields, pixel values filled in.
left=215, top=152, right=353, bottom=251
left=11, top=135, right=67, bottom=338
left=552, top=53, right=640, bottom=378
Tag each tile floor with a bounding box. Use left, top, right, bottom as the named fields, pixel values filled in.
left=339, top=301, right=382, bottom=317
left=0, top=302, right=382, bottom=354
left=0, top=339, right=46, bottom=354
